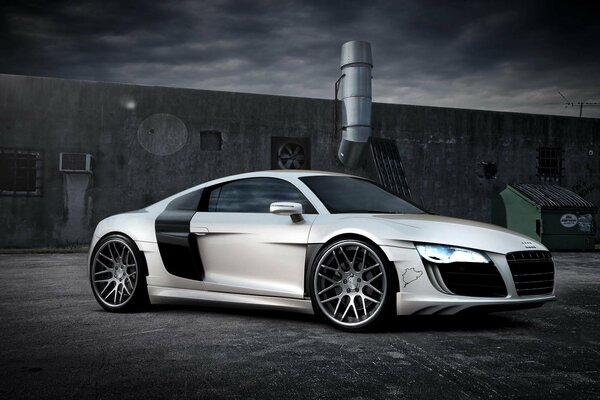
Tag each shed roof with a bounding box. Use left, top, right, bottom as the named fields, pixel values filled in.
left=510, top=184, right=596, bottom=209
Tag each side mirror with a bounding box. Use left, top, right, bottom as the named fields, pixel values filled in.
left=270, top=202, right=304, bottom=223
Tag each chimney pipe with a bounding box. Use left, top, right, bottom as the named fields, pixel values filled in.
left=337, top=41, right=372, bottom=168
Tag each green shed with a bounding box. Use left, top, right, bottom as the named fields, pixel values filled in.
left=492, top=184, right=597, bottom=251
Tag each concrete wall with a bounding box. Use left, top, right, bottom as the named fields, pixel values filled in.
left=1, top=74, right=598, bottom=248
left=373, top=104, right=600, bottom=225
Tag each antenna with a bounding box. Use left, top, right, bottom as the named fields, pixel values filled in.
left=558, top=91, right=600, bottom=117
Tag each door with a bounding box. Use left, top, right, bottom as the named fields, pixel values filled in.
left=190, top=177, right=318, bottom=299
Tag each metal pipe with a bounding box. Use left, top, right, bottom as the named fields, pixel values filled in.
left=333, top=74, right=345, bottom=140
left=337, top=41, right=372, bottom=168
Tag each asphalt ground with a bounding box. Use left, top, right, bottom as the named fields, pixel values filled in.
left=0, top=252, right=598, bottom=400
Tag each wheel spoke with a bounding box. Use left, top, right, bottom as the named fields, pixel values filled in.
left=332, top=251, right=343, bottom=269
left=321, top=294, right=341, bottom=304
left=350, top=247, right=359, bottom=269
left=103, top=283, right=117, bottom=300
left=366, top=272, right=383, bottom=283
left=333, top=297, right=343, bottom=316
left=97, top=258, right=112, bottom=268
left=125, top=276, right=134, bottom=290
left=339, top=247, right=352, bottom=268
left=363, top=295, right=381, bottom=304
left=122, top=282, right=131, bottom=295
left=99, top=281, right=112, bottom=295
left=113, top=284, right=119, bottom=303
left=94, top=268, right=111, bottom=275
left=320, top=264, right=339, bottom=273
left=366, top=283, right=383, bottom=295
left=341, top=301, right=352, bottom=321
left=98, top=252, right=112, bottom=263
left=107, top=242, right=116, bottom=261
left=318, top=273, right=338, bottom=284
left=362, top=263, right=380, bottom=273
left=118, top=285, right=125, bottom=303
left=359, top=248, right=367, bottom=271
left=361, top=296, right=367, bottom=316
left=318, top=283, right=338, bottom=296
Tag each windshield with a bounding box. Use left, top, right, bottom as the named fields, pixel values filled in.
left=300, top=176, right=425, bottom=214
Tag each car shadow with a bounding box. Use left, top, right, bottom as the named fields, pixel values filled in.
left=383, top=313, right=531, bottom=333
left=125, top=303, right=531, bottom=333
left=148, top=303, right=320, bottom=323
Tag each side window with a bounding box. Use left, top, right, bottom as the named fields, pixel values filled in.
left=166, top=188, right=203, bottom=211
left=208, top=187, right=221, bottom=212
left=205, top=178, right=316, bottom=214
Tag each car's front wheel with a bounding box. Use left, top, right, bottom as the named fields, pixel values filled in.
left=90, top=234, right=148, bottom=312
left=310, top=239, right=394, bottom=331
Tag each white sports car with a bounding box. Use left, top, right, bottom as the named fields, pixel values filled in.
left=89, top=170, right=555, bottom=331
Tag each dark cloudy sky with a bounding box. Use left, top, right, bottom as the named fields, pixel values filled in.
left=2, top=0, right=599, bottom=118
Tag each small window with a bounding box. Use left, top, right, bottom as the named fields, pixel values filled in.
left=537, top=147, right=563, bottom=177
left=0, top=149, right=43, bottom=196
left=204, top=178, right=316, bottom=214
left=200, top=130, right=222, bottom=151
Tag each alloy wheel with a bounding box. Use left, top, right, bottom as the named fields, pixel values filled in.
left=314, top=240, right=388, bottom=328
left=91, top=238, right=139, bottom=308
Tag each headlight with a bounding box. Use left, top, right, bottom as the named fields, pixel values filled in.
left=415, top=243, right=490, bottom=264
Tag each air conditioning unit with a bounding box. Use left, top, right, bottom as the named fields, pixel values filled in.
left=59, top=153, right=93, bottom=173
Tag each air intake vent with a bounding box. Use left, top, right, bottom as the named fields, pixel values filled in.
left=59, top=153, right=93, bottom=173
left=507, top=251, right=555, bottom=296
left=424, top=261, right=507, bottom=297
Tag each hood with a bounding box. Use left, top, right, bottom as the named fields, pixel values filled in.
left=371, top=214, right=546, bottom=254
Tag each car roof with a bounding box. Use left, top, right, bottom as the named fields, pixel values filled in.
left=217, top=169, right=353, bottom=180
left=146, top=170, right=360, bottom=212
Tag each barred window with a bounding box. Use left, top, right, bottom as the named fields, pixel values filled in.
left=537, top=147, right=562, bottom=177
left=0, top=149, right=43, bottom=196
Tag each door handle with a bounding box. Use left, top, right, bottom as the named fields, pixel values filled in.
left=191, top=227, right=209, bottom=235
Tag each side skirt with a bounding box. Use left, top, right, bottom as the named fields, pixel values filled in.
left=148, top=286, right=315, bottom=314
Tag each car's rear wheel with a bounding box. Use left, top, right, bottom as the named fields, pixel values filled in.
left=90, top=234, right=148, bottom=312
left=310, top=239, right=394, bottom=331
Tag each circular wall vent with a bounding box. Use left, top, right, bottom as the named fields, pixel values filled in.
left=277, top=143, right=305, bottom=169
left=137, top=113, right=188, bottom=156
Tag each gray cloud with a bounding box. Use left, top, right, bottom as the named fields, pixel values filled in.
left=1, top=0, right=599, bottom=117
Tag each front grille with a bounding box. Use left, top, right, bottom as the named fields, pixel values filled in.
left=507, top=251, right=555, bottom=296
left=426, top=261, right=508, bottom=297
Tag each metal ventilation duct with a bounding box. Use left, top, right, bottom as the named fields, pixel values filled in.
left=338, top=41, right=372, bottom=168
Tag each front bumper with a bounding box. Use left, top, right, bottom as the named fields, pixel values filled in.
left=380, top=245, right=556, bottom=316
left=396, top=291, right=555, bottom=315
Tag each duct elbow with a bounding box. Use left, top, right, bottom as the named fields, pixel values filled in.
left=338, top=137, right=368, bottom=168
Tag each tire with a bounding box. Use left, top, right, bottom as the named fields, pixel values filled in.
left=310, top=239, right=395, bottom=331
left=89, top=234, right=149, bottom=312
